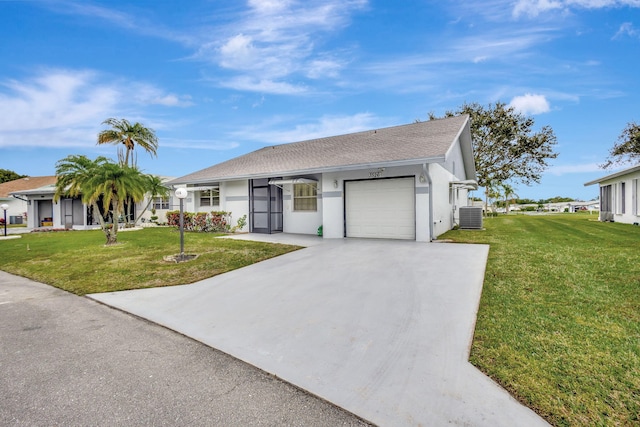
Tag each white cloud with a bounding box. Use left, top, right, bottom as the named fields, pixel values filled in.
left=132, top=84, right=194, bottom=107
left=247, top=0, right=293, bottom=13
left=195, top=0, right=368, bottom=93
left=513, top=0, right=640, bottom=18
left=613, top=22, right=640, bottom=39
left=230, top=112, right=380, bottom=144
left=219, top=76, right=308, bottom=94
left=509, top=93, right=551, bottom=114
left=0, top=70, right=118, bottom=135
left=513, top=0, right=563, bottom=17
left=547, top=162, right=603, bottom=175
left=50, top=1, right=194, bottom=45
left=306, top=58, right=344, bottom=79
left=0, top=69, right=191, bottom=148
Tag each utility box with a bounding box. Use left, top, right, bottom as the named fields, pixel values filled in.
left=9, top=216, right=23, bottom=225
left=459, top=206, right=483, bottom=229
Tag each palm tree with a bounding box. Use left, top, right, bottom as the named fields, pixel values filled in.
left=133, top=175, right=169, bottom=225
left=97, top=118, right=158, bottom=167
left=501, top=183, right=519, bottom=214
left=54, top=155, right=148, bottom=245
left=485, top=182, right=502, bottom=215
left=97, top=118, right=158, bottom=225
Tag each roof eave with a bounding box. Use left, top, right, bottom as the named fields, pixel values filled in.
left=167, top=156, right=447, bottom=186
left=583, top=164, right=640, bottom=186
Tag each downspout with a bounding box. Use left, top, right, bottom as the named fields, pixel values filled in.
left=423, top=163, right=434, bottom=241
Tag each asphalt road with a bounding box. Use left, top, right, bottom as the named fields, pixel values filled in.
left=0, top=271, right=371, bottom=426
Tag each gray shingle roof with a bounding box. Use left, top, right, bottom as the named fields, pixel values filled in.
left=170, top=115, right=470, bottom=185
left=584, top=164, right=640, bottom=186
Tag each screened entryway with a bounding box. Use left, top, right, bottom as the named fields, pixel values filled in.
left=249, top=178, right=283, bottom=234
left=62, top=197, right=85, bottom=228
left=600, top=184, right=613, bottom=221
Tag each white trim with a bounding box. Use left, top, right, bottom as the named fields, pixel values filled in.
left=183, top=186, right=218, bottom=191
left=267, top=178, right=317, bottom=185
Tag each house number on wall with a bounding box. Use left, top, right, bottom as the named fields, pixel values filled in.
left=369, top=171, right=383, bottom=178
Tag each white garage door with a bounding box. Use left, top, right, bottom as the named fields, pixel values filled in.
left=345, top=177, right=415, bottom=240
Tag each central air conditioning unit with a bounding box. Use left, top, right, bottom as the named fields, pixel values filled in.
left=459, top=206, right=483, bottom=229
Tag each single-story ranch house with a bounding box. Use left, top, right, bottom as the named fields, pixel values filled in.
left=0, top=176, right=56, bottom=225
left=167, top=115, right=478, bottom=242
left=585, top=163, right=640, bottom=223
left=10, top=177, right=174, bottom=229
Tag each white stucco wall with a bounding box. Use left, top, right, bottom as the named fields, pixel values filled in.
left=280, top=174, right=323, bottom=235
left=169, top=181, right=250, bottom=231
left=0, top=198, right=28, bottom=225
left=222, top=180, right=249, bottom=232
left=598, top=171, right=640, bottom=224
left=321, top=165, right=433, bottom=241
left=444, top=137, right=467, bottom=181
left=429, top=163, right=457, bottom=237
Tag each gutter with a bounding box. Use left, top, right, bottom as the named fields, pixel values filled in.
left=10, top=194, right=31, bottom=204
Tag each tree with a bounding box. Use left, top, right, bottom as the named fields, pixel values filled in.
left=97, top=118, right=159, bottom=224
left=97, top=118, right=159, bottom=167
left=601, top=121, right=640, bottom=169
left=0, top=169, right=27, bottom=184
left=501, top=183, right=518, bottom=214
left=54, top=155, right=148, bottom=245
left=431, top=102, right=558, bottom=211
left=133, top=175, right=169, bottom=225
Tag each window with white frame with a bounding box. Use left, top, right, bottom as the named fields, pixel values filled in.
left=621, top=182, right=626, bottom=214
left=293, top=183, right=317, bottom=211
left=153, top=196, right=169, bottom=210
left=199, top=189, right=220, bottom=207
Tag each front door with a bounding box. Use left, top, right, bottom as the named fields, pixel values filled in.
left=249, top=178, right=283, bottom=234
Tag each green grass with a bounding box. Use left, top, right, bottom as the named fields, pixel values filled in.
left=0, top=227, right=300, bottom=295
left=441, top=213, right=640, bottom=426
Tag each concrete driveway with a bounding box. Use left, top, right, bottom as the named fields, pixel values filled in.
left=90, top=236, right=549, bottom=426
left=0, top=270, right=367, bottom=426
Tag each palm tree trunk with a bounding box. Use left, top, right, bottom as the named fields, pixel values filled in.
left=104, top=200, right=119, bottom=245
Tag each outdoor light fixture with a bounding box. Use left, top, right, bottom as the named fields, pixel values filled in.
left=1, top=203, right=8, bottom=237
left=175, top=188, right=188, bottom=260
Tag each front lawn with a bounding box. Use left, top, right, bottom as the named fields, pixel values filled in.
left=0, top=228, right=300, bottom=295
left=442, top=213, right=640, bottom=426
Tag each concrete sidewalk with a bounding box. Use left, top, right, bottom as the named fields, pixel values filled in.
left=90, top=237, right=549, bottom=426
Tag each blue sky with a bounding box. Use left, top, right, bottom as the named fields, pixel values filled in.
left=1, top=0, right=639, bottom=201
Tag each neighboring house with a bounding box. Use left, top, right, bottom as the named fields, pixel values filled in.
left=585, top=164, right=640, bottom=223
left=167, top=115, right=477, bottom=242
left=10, top=176, right=174, bottom=229
left=0, top=176, right=57, bottom=224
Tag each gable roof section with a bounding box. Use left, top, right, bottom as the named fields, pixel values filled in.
left=584, top=164, right=640, bottom=186
left=0, top=176, right=57, bottom=198
left=170, top=115, right=473, bottom=185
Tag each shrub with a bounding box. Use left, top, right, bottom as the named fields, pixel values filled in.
left=166, top=211, right=232, bottom=233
